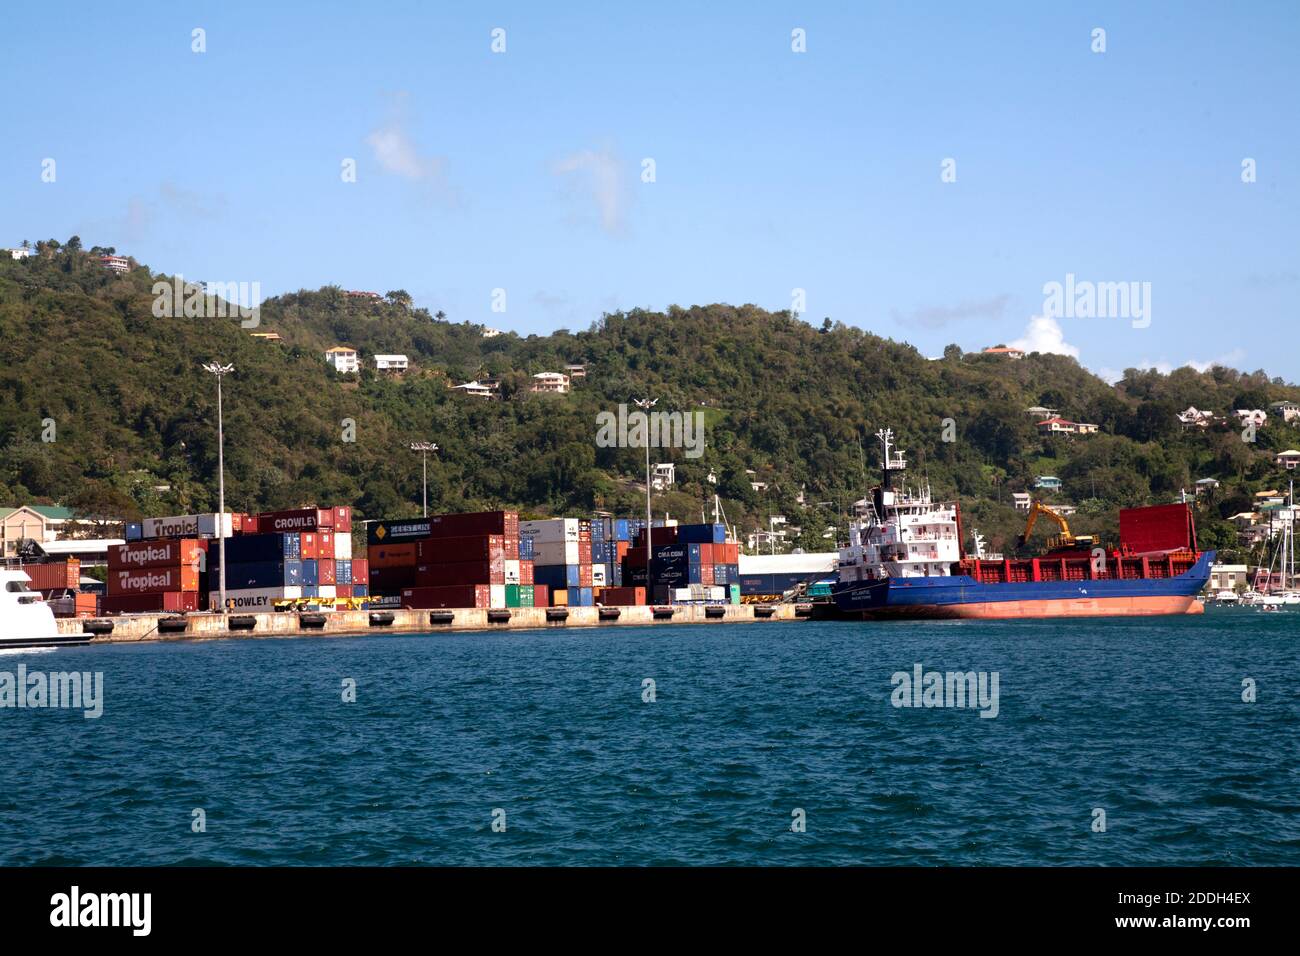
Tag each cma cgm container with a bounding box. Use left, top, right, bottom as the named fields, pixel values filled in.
left=400, top=584, right=491, bottom=609
left=519, top=518, right=581, bottom=543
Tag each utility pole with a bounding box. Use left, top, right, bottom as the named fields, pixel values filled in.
left=635, top=398, right=657, bottom=601
left=409, top=442, right=438, bottom=517
left=202, top=362, right=234, bottom=614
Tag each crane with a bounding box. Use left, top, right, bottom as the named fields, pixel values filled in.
left=1016, top=501, right=1095, bottom=552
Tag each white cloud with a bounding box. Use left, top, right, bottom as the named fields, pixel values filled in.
left=552, top=147, right=629, bottom=235
left=1009, top=315, right=1080, bottom=358
left=1095, top=349, right=1248, bottom=383
left=892, top=294, right=1010, bottom=330
left=366, top=98, right=446, bottom=181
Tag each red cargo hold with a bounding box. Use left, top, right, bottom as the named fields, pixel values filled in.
left=108, top=539, right=205, bottom=571
left=1119, top=503, right=1197, bottom=554
left=108, top=565, right=200, bottom=595
left=415, top=535, right=505, bottom=564
left=400, top=584, right=491, bottom=609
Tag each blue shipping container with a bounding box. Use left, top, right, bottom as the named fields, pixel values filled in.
left=302, top=559, right=318, bottom=586
left=534, top=564, right=581, bottom=589
left=518, top=537, right=535, bottom=560
left=223, top=560, right=301, bottom=589
left=126, top=522, right=143, bottom=542
left=677, top=523, right=727, bottom=544
left=338, top=560, right=352, bottom=584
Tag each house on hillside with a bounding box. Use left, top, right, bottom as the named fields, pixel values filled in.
left=0, top=505, right=74, bottom=558
left=481, top=327, right=504, bottom=338
left=1268, top=400, right=1300, bottom=424
left=451, top=380, right=496, bottom=399
left=1233, top=409, right=1268, bottom=428
left=374, top=354, right=409, bottom=374
left=1194, top=477, right=1221, bottom=494
left=565, top=363, right=587, bottom=380
left=1025, top=405, right=1060, bottom=419
left=1036, top=417, right=1099, bottom=436
left=99, top=255, right=130, bottom=274
left=1033, top=476, right=1062, bottom=492
left=982, top=346, right=1024, bottom=359
left=1275, top=449, right=1300, bottom=470
left=1011, top=492, right=1033, bottom=512
left=651, top=463, right=675, bottom=491
left=1177, top=406, right=1216, bottom=429
left=325, top=346, right=360, bottom=373
left=7, top=248, right=33, bottom=260
left=529, top=372, right=570, bottom=394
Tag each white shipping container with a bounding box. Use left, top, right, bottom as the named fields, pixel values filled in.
left=532, top=540, right=580, bottom=565
left=591, top=564, right=607, bottom=586
left=709, top=585, right=726, bottom=602
left=504, top=559, right=521, bottom=585
left=489, top=584, right=507, bottom=609
left=519, top=518, right=580, bottom=543
left=145, top=512, right=235, bottom=540
left=316, top=586, right=337, bottom=600
left=207, top=586, right=302, bottom=612
left=333, top=533, right=352, bottom=561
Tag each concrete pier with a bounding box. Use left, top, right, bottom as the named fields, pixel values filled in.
left=56, top=603, right=806, bottom=644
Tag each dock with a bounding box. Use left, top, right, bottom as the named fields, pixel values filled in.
left=55, top=603, right=806, bottom=644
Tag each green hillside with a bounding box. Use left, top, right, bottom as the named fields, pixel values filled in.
left=3, top=241, right=1297, bottom=562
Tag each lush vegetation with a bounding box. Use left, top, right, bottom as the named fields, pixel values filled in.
left=3, top=241, right=1297, bottom=563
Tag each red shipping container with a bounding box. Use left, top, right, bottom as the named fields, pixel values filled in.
left=369, top=565, right=416, bottom=592
left=699, top=543, right=715, bottom=565
left=351, top=558, right=370, bottom=585
left=241, top=515, right=260, bottom=534
left=700, top=563, right=714, bottom=585
left=102, top=592, right=199, bottom=614
left=300, top=532, right=319, bottom=560
left=335, top=584, right=353, bottom=599
left=519, top=560, right=534, bottom=585
left=400, top=584, right=490, bottom=608
left=18, top=560, right=80, bottom=591
left=318, top=559, right=337, bottom=586
left=109, top=565, right=199, bottom=595
left=319, top=531, right=335, bottom=559
left=597, top=586, right=645, bottom=606
left=259, top=508, right=333, bottom=533
left=368, top=543, right=416, bottom=568
left=415, top=559, right=504, bottom=587
left=109, top=539, right=205, bottom=571
left=532, top=584, right=549, bottom=607
left=616, top=541, right=630, bottom=560
left=577, top=541, right=592, bottom=564
left=578, top=564, right=593, bottom=588
left=416, top=535, right=505, bottom=564
left=332, top=506, right=352, bottom=533
left=424, top=510, right=518, bottom=539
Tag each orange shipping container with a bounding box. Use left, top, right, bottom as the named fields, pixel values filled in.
left=368, top=543, right=418, bottom=568
left=18, top=560, right=80, bottom=591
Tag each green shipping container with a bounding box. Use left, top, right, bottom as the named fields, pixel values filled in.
left=728, top=583, right=741, bottom=605
left=518, top=585, right=534, bottom=608
left=505, top=584, right=521, bottom=608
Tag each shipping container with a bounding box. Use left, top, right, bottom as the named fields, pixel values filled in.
left=368, top=543, right=417, bottom=568
left=519, top=560, right=534, bottom=585
left=532, top=584, right=549, bottom=607
left=414, top=559, right=504, bottom=587
left=591, top=564, right=607, bottom=587
left=208, top=533, right=291, bottom=567
left=125, top=522, right=143, bottom=542
left=333, top=532, right=352, bottom=561
left=206, top=586, right=302, bottom=612
left=504, top=583, right=536, bottom=608
left=337, top=560, right=353, bottom=585
left=49, top=592, right=101, bottom=618
left=399, top=584, right=491, bottom=608
left=425, top=510, right=518, bottom=540
left=300, top=532, right=320, bottom=560
left=336, top=584, right=353, bottom=599
left=104, top=591, right=199, bottom=614
left=519, top=518, right=580, bottom=543
left=332, top=506, right=353, bottom=533
left=258, top=508, right=333, bottom=533
left=318, top=559, right=337, bottom=586
left=533, top=540, right=580, bottom=566
left=504, top=559, right=520, bottom=585
left=570, top=587, right=594, bottom=607
left=366, top=518, right=432, bottom=545
left=518, top=536, right=535, bottom=560
left=596, top=586, right=646, bottom=606
left=351, top=558, right=369, bottom=585
left=534, top=564, right=580, bottom=589
left=676, top=523, right=727, bottom=545
left=18, top=560, right=81, bottom=591
left=319, top=531, right=335, bottom=561
left=551, top=588, right=569, bottom=606
left=142, top=513, right=234, bottom=540
left=415, top=534, right=505, bottom=564
left=220, top=560, right=303, bottom=590
left=109, top=539, right=205, bottom=572
left=317, top=585, right=337, bottom=600
left=368, top=565, right=415, bottom=594
left=108, top=564, right=199, bottom=596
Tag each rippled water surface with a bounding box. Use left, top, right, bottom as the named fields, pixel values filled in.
left=2, top=610, right=1297, bottom=865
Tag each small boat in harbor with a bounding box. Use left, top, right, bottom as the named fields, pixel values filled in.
left=0, top=569, right=93, bottom=649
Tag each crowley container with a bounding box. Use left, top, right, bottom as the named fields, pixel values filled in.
left=104, top=591, right=199, bottom=614
left=222, top=560, right=303, bottom=590
left=426, top=510, right=518, bottom=540
left=533, top=540, right=580, bottom=566
left=415, top=535, right=505, bottom=564
left=414, top=559, right=504, bottom=587
left=259, top=508, right=333, bottom=533
left=336, top=584, right=353, bottom=599
left=534, top=564, right=580, bottom=589
left=142, top=513, right=234, bottom=540
left=108, top=565, right=200, bottom=595
left=18, top=560, right=81, bottom=591
left=207, top=587, right=302, bottom=612
left=109, top=539, right=205, bottom=571
left=368, top=543, right=417, bottom=568
left=400, top=584, right=491, bottom=608
left=367, top=518, right=432, bottom=545
left=519, top=518, right=580, bottom=543
left=351, top=558, right=369, bottom=585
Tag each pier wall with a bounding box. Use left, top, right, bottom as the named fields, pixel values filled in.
left=56, top=603, right=803, bottom=644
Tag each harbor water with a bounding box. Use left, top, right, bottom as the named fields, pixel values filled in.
left=2, top=610, right=1297, bottom=865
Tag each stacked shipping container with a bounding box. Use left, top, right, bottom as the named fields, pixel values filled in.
left=366, top=511, right=521, bottom=609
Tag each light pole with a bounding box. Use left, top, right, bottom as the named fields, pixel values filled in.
left=634, top=398, right=657, bottom=601
left=202, top=362, right=234, bottom=614
left=410, top=442, right=438, bottom=517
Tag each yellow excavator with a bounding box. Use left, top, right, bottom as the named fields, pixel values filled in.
left=1016, top=501, right=1096, bottom=552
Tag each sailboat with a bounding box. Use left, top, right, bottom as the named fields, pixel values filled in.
left=1245, top=480, right=1299, bottom=607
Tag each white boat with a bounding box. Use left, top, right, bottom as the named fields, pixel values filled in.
left=0, top=569, right=91, bottom=649
left=1213, top=589, right=1239, bottom=603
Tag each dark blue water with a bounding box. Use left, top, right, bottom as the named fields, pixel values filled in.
left=2, top=610, right=1297, bottom=865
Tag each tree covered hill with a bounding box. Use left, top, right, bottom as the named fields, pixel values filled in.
left=3, top=242, right=1297, bottom=561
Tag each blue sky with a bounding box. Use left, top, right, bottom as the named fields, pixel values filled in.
left=3, top=1, right=1297, bottom=380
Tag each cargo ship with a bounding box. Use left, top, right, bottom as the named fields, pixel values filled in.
left=830, top=429, right=1214, bottom=619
